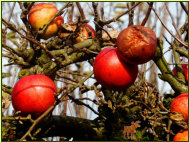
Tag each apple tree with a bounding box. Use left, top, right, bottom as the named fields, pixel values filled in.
left=2, top=2, right=188, bottom=141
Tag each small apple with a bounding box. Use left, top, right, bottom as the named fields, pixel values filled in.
left=12, top=74, right=57, bottom=117
left=173, top=64, right=188, bottom=83
left=93, top=47, right=138, bottom=91
left=75, top=23, right=96, bottom=43
left=60, top=22, right=77, bottom=38
left=61, top=23, right=95, bottom=43
left=116, top=25, right=157, bottom=64
left=173, top=130, right=188, bottom=141
left=170, top=93, right=188, bottom=121
left=28, top=3, right=64, bottom=39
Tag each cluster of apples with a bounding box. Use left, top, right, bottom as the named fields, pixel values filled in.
left=11, top=3, right=96, bottom=118
left=93, top=25, right=157, bottom=91
left=171, top=53, right=188, bottom=140
left=10, top=3, right=188, bottom=141
left=28, top=3, right=95, bottom=41
left=93, top=25, right=188, bottom=141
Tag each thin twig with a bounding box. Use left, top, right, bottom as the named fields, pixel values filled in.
left=57, top=70, right=90, bottom=78
left=4, top=2, right=16, bottom=32
left=149, top=2, right=188, bottom=48
left=68, top=99, right=74, bottom=116
left=67, top=2, right=74, bottom=22
left=165, top=3, right=183, bottom=40
left=164, top=35, right=188, bottom=57
left=20, top=71, right=94, bottom=140
left=63, top=96, right=68, bottom=116
left=92, top=2, right=101, bottom=33
left=18, top=2, right=34, bottom=36
left=19, top=105, right=55, bottom=141
left=2, top=42, right=21, bottom=57
left=141, top=2, right=153, bottom=26
left=76, top=2, right=86, bottom=20
left=94, top=21, right=116, bottom=43
left=100, top=2, right=104, bottom=21
left=128, top=2, right=135, bottom=26
left=180, top=2, right=188, bottom=15
left=57, top=74, right=79, bottom=83
left=103, top=2, right=141, bottom=25
left=58, top=71, right=94, bottom=103
left=68, top=94, right=100, bottom=116
left=2, top=18, right=67, bottom=67
left=151, top=3, right=164, bottom=30
left=166, top=119, right=172, bottom=141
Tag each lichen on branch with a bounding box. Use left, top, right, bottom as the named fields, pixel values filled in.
left=153, top=39, right=188, bottom=94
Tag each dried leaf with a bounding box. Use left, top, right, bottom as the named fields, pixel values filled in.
left=61, top=23, right=76, bottom=32
left=2, top=93, right=9, bottom=99
left=108, top=100, right=112, bottom=109
left=4, top=99, right=11, bottom=109
left=102, top=30, right=119, bottom=40
left=169, top=112, right=185, bottom=121
left=115, top=4, right=128, bottom=9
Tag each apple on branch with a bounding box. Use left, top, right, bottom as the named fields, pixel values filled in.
left=61, top=23, right=95, bottom=43
left=116, top=25, right=157, bottom=65
left=173, top=130, right=188, bottom=141
left=93, top=47, right=138, bottom=91
left=12, top=74, right=57, bottom=117
left=28, top=3, right=64, bottom=39
left=172, top=64, right=188, bottom=83
left=170, top=93, right=188, bottom=122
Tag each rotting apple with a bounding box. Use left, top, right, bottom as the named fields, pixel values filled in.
left=75, top=23, right=96, bottom=43
left=170, top=93, right=188, bottom=122
left=93, top=47, right=138, bottom=91
left=60, top=22, right=76, bottom=38
left=173, top=130, right=188, bottom=141
left=173, top=64, right=188, bottom=83
left=28, top=3, right=64, bottom=39
left=60, top=23, right=95, bottom=43
left=12, top=74, right=57, bottom=117
left=116, top=25, right=157, bottom=64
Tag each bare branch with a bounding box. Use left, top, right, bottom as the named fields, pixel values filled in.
left=149, top=2, right=188, bottom=48
left=141, top=2, right=153, bottom=26
left=180, top=2, right=188, bottom=15
left=76, top=2, right=86, bottom=20
left=165, top=3, right=183, bottom=40
left=103, top=2, right=141, bottom=25
left=128, top=2, right=135, bottom=26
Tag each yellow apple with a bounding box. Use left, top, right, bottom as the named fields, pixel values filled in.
left=28, top=3, right=64, bottom=39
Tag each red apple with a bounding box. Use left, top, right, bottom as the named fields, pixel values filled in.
left=28, top=3, right=64, bottom=39
left=12, top=74, right=57, bottom=116
left=170, top=93, right=188, bottom=121
left=173, top=64, right=188, bottom=83
left=173, top=130, right=188, bottom=141
left=93, top=47, right=138, bottom=91
left=116, top=25, right=157, bottom=64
